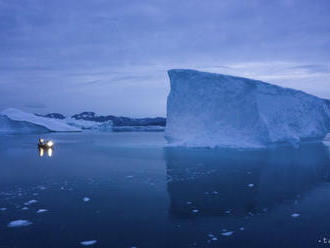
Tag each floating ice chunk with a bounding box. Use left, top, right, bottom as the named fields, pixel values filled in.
left=221, top=231, right=234, bottom=236
left=8, top=220, right=32, bottom=228
left=248, top=184, right=254, bottom=188
left=192, top=209, right=199, bottom=213
left=80, top=240, right=97, bottom=246
left=208, top=234, right=215, bottom=238
left=212, top=237, right=218, bottom=241
left=126, top=175, right=134, bottom=178
left=83, top=197, right=90, bottom=202
left=291, top=213, right=300, bottom=218
left=37, top=209, right=48, bottom=213
left=0, top=207, right=7, bottom=211
left=224, top=210, right=231, bottom=214
left=239, top=227, right=245, bottom=231
left=22, top=207, right=29, bottom=210
left=39, top=186, right=47, bottom=190
left=24, top=200, right=38, bottom=205
left=186, top=201, right=192, bottom=205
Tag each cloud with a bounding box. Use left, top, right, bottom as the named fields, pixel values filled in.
left=0, top=0, right=329, bottom=115
left=24, top=102, right=47, bottom=109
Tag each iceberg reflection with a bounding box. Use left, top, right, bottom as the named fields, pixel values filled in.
left=165, top=144, right=330, bottom=219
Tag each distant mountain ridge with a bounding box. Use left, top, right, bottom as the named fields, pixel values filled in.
left=40, top=111, right=166, bottom=127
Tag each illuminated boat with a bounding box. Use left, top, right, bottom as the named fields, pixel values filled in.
left=38, top=138, right=54, bottom=149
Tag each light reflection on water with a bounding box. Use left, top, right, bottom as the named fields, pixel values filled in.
left=38, top=147, right=53, bottom=157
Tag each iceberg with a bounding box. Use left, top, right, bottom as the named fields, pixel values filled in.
left=165, top=69, right=330, bottom=148
left=1, top=108, right=81, bottom=133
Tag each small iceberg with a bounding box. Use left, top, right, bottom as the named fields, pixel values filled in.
left=291, top=213, right=300, bottom=218
left=83, top=197, right=90, bottom=202
left=24, top=199, right=38, bottom=205
left=37, top=209, right=48, bottom=213
left=8, top=220, right=32, bottom=228
left=221, top=231, right=234, bottom=236
left=80, top=240, right=97, bottom=246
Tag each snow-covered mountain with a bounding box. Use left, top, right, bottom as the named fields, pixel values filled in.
left=165, top=69, right=330, bottom=148
left=71, top=112, right=166, bottom=127
left=0, top=108, right=165, bottom=134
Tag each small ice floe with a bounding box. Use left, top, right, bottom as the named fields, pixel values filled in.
left=8, top=220, right=32, bottom=228
left=80, top=240, right=97, bottom=246
left=239, top=227, right=245, bottom=231
left=248, top=184, right=254, bottom=188
left=221, top=231, right=234, bottom=236
left=224, top=210, right=231, bottom=214
left=192, top=209, right=200, bottom=213
left=39, top=186, right=47, bottom=190
left=83, top=197, right=90, bottom=202
left=37, top=209, right=48, bottom=213
left=291, top=213, right=300, bottom=218
left=22, top=207, right=29, bottom=210
left=208, top=234, right=218, bottom=241
left=126, top=175, right=134, bottom=178
left=186, top=201, right=192, bottom=205
left=213, top=191, right=219, bottom=194
left=262, top=208, right=268, bottom=212
left=24, top=200, right=38, bottom=206
left=0, top=207, right=7, bottom=211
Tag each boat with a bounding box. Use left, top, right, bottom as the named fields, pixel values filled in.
left=38, top=138, right=54, bottom=149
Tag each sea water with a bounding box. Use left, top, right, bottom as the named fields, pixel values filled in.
left=0, top=132, right=330, bottom=247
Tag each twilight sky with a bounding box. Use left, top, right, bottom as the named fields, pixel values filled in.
left=0, top=0, right=329, bottom=117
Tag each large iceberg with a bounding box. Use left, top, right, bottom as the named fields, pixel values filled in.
left=0, top=108, right=81, bottom=133
left=165, top=69, right=330, bottom=148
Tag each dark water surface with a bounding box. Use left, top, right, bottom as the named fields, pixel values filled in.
left=1, top=132, right=330, bottom=248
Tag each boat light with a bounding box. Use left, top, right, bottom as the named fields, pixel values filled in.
left=47, top=141, right=54, bottom=147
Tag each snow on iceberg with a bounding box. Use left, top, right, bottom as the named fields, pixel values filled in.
left=165, top=69, right=330, bottom=148
left=1, top=108, right=81, bottom=133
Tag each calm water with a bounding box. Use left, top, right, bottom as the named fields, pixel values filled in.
left=1, top=132, right=330, bottom=248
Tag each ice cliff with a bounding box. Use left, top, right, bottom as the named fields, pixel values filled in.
left=165, top=69, right=330, bottom=148
left=0, top=108, right=81, bottom=133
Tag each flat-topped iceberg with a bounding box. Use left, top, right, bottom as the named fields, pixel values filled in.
left=165, top=69, right=330, bottom=148
left=1, top=108, right=81, bottom=133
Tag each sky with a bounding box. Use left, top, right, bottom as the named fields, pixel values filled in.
left=0, top=0, right=329, bottom=117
